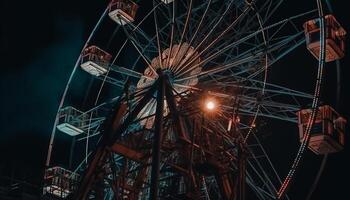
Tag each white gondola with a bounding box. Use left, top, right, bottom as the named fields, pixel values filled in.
left=43, top=167, right=80, bottom=198
left=80, top=45, right=112, bottom=76
left=161, top=0, right=175, bottom=4
left=304, top=14, right=346, bottom=62
left=108, top=0, right=138, bottom=25
left=297, top=105, right=346, bottom=155
left=80, top=46, right=112, bottom=76
left=56, top=106, right=87, bottom=136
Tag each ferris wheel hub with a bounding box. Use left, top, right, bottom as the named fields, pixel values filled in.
left=150, top=43, right=201, bottom=74
left=137, top=43, right=202, bottom=93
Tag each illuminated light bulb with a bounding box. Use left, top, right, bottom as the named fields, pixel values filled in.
left=205, top=100, right=216, bottom=110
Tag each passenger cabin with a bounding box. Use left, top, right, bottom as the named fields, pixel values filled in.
left=109, top=0, right=138, bottom=25
left=297, top=105, right=346, bottom=155
left=43, top=167, right=80, bottom=199
left=57, top=106, right=88, bottom=136
left=80, top=45, right=112, bottom=76
left=161, top=0, right=174, bottom=4
left=304, top=15, right=346, bottom=62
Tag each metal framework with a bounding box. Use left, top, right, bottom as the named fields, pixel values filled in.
left=44, top=0, right=346, bottom=199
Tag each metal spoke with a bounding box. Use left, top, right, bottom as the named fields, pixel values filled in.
left=45, top=1, right=342, bottom=199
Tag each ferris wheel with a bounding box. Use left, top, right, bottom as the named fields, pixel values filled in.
left=43, top=0, right=347, bottom=199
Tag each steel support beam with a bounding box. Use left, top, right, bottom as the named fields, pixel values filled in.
left=74, top=82, right=158, bottom=199
left=238, top=142, right=247, bottom=200
left=164, top=81, right=190, bottom=142
left=149, top=74, right=165, bottom=200
left=74, top=101, right=127, bottom=200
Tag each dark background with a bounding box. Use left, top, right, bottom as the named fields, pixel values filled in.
left=0, top=0, right=349, bottom=199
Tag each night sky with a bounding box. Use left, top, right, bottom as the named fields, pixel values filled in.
left=1, top=0, right=349, bottom=199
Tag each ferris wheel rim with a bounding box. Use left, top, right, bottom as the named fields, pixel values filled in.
left=45, top=1, right=337, bottom=199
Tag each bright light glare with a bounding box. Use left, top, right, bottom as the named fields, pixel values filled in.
left=205, top=100, right=216, bottom=110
